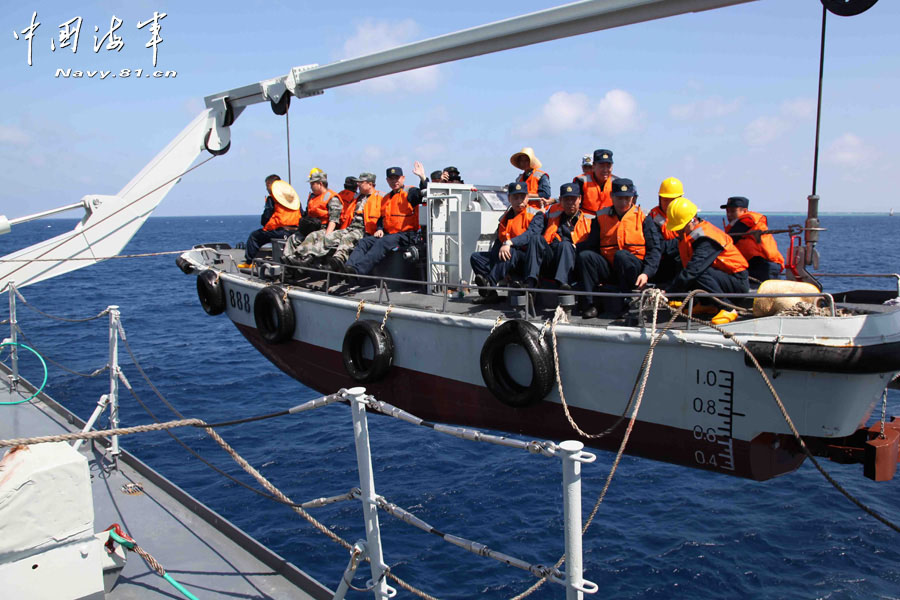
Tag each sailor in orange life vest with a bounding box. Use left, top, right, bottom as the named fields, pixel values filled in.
left=665, top=197, right=750, bottom=325
left=242, top=175, right=300, bottom=265
left=510, top=147, right=552, bottom=201
left=580, top=149, right=616, bottom=215
left=721, top=196, right=785, bottom=283
left=648, top=176, right=686, bottom=284
left=575, top=178, right=661, bottom=318
left=343, top=163, right=427, bottom=278
left=297, top=169, right=342, bottom=238
left=573, top=154, right=593, bottom=187
left=540, top=182, right=593, bottom=289
left=469, top=181, right=546, bottom=298
left=336, top=176, right=359, bottom=230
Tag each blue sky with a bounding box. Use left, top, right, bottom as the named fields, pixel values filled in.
left=1, top=0, right=897, bottom=219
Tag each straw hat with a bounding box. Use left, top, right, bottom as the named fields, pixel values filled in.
left=509, top=147, right=542, bottom=170
left=270, top=180, right=300, bottom=210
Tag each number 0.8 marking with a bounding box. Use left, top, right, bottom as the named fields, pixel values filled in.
left=693, top=397, right=716, bottom=414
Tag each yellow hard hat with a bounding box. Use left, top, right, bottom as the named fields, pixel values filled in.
left=665, top=196, right=698, bottom=232
left=308, top=167, right=323, bottom=178
left=658, top=177, right=684, bottom=199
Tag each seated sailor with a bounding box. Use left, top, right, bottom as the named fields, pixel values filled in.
left=241, top=175, right=300, bottom=267
left=665, top=197, right=750, bottom=325
left=648, top=177, right=686, bottom=284
left=337, top=176, right=359, bottom=227
left=575, top=178, right=660, bottom=318
left=283, top=172, right=381, bottom=271
left=297, top=169, right=342, bottom=238
left=510, top=147, right=551, bottom=201
left=343, top=163, right=426, bottom=278
left=580, top=149, right=616, bottom=215
left=541, top=182, right=592, bottom=289
left=721, top=196, right=784, bottom=283
left=470, top=181, right=546, bottom=295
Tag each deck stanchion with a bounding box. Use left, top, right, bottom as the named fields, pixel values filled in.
left=108, top=306, right=121, bottom=465
left=559, top=440, right=598, bottom=599
left=8, top=281, right=18, bottom=390
left=332, top=541, right=368, bottom=600
left=347, top=387, right=395, bottom=599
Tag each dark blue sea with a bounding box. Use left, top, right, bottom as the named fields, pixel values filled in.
left=3, top=215, right=899, bottom=599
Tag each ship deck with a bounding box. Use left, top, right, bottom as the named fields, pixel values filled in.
left=0, top=364, right=332, bottom=600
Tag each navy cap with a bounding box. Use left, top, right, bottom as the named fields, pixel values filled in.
left=720, top=196, right=749, bottom=209
left=611, top=178, right=637, bottom=197
left=559, top=183, right=581, bottom=199
left=430, top=170, right=443, bottom=181
left=386, top=167, right=403, bottom=177
left=344, top=176, right=358, bottom=189
left=593, top=149, right=613, bottom=164
left=444, top=166, right=460, bottom=175
left=507, top=181, right=527, bottom=195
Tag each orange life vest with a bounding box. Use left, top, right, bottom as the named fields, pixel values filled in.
left=498, top=205, right=541, bottom=243
left=596, top=205, right=647, bottom=263
left=678, top=220, right=749, bottom=275
left=381, top=188, right=419, bottom=234
left=516, top=168, right=549, bottom=197
left=337, top=189, right=357, bottom=229
left=574, top=173, right=593, bottom=186
left=263, top=197, right=300, bottom=231
left=341, top=191, right=382, bottom=235
left=307, top=189, right=339, bottom=225
left=581, top=176, right=613, bottom=215
left=725, top=211, right=785, bottom=267
left=543, top=211, right=592, bottom=245
left=649, top=205, right=678, bottom=241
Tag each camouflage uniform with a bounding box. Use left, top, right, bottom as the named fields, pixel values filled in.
left=283, top=193, right=371, bottom=263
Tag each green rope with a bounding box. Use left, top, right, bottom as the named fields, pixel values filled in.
left=108, top=530, right=199, bottom=600
left=0, top=342, right=48, bottom=405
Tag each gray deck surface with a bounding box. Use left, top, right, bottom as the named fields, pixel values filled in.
left=0, top=368, right=332, bottom=600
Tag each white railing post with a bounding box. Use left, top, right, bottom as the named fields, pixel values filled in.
left=108, top=306, right=121, bottom=464
left=559, top=440, right=598, bottom=599
left=332, top=541, right=368, bottom=600
left=8, top=281, right=18, bottom=390
left=346, top=387, right=395, bottom=599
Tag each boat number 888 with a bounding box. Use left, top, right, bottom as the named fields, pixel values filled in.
left=229, top=290, right=251, bottom=313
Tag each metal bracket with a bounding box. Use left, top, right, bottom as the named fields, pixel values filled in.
left=286, top=64, right=325, bottom=98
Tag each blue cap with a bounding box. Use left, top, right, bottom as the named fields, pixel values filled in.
left=559, top=183, right=580, bottom=198
left=611, top=178, right=636, bottom=197
left=721, top=196, right=749, bottom=209
left=593, top=149, right=613, bottom=164
left=386, top=167, right=403, bottom=177
left=507, top=181, right=527, bottom=195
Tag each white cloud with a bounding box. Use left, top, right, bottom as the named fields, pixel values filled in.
left=362, top=145, right=384, bottom=162
left=824, top=133, right=873, bottom=167
left=0, top=125, right=30, bottom=146
left=744, top=116, right=786, bottom=146
left=669, top=96, right=741, bottom=121
left=595, top=89, right=640, bottom=134
left=742, top=97, right=816, bottom=147
left=780, top=98, right=816, bottom=120
left=340, top=19, right=440, bottom=93
left=519, top=89, right=640, bottom=136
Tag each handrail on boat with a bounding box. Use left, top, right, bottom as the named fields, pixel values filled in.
left=813, top=272, right=900, bottom=296
left=196, top=248, right=850, bottom=325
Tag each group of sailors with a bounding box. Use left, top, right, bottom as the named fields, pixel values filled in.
left=241, top=146, right=785, bottom=324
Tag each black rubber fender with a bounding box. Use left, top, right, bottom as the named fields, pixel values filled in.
left=253, top=286, right=295, bottom=344
left=196, top=270, right=226, bottom=316
left=175, top=256, right=194, bottom=275
left=480, top=320, right=555, bottom=408
left=342, top=320, right=394, bottom=383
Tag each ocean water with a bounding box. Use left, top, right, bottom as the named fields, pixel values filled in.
left=2, top=214, right=899, bottom=599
